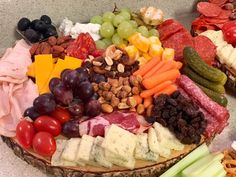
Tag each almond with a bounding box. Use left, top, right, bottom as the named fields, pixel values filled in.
left=93, top=66, right=106, bottom=74
left=48, top=36, right=57, bottom=46
left=117, top=63, right=125, bottom=73
left=118, top=102, right=130, bottom=109
left=101, top=103, right=113, bottom=113
left=92, top=61, right=102, bottom=66
left=60, top=42, right=70, bottom=49
left=53, top=45, right=64, bottom=53
left=30, top=43, right=39, bottom=55
left=105, top=56, right=113, bottom=66
left=41, top=43, right=51, bottom=54
left=57, top=37, right=65, bottom=45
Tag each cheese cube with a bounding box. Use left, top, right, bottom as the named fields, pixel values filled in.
left=105, top=149, right=136, bottom=169
left=61, top=138, right=81, bottom=164
left=148, top=128, right=171, bottom=158
left=76, top=135, right=95, bottom=164
left=125, top=45, right=140, bottom=60
left=162, top=48, right=175, bottom=60
left=135, top=133, right=159, bottom=161
left=148, top=36, right=161, bottom=46
left=34, top=54, right=54, bottom=93
left=91, top=136, right=113, bottom=168
left=142, top=53, right=152, bottom=61
left=137, top=57, right=148, bottom=66
left=148, top=44, right=163, bottom=58
left=102, top=124, right=137, bottom=161
left=128, top=33, right=150, bottom=53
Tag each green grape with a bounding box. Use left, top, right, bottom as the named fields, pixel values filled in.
left=113, top=14, right=125, bottom=27
left=90, top=15, right=103, bottom=24
left=117, top=21, right=135, bottom=39
left=129, top=20, right=138, bottom=28
left=137, top=26, right=149, bottom=37
left=95, top=40, right=107, bottom=49
left=123, top=39, right=128, bottom=46
left=119, top=11, right=131, bottom=20
left=100, top=22, right=115, bottom=38
left=120, top=7, right=131, bottom=14
left=102, top=11, right=115, bottom=22
left=102, top=38, right=112, bottom=46
left=112, top=33, right=124, bottom=45
left=149, top=29, right=160, bottom=37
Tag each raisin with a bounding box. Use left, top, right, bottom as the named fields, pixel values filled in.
left=171, top=91, right=180, bottom=98
left=145, top=116, right=156, bottom=124
left=167, top=98, right=178, bottom=106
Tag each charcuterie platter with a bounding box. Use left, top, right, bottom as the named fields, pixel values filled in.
left=1, top=0, right=236, bottom=177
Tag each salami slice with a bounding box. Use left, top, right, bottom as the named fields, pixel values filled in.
left=197, top=2, right=222, bottom=17
left=209, top=0, right=228, bottom=6
left=193, top=35, right=216, bottom=65
left=162, top=29, right=194, bottom=60
left=158, top=19, right=185, bottom=41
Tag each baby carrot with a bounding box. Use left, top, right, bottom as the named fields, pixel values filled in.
left=142, top=69, right=180, bottom=89
left=154, top=60, right=177, bottom=74
left=143, top=97, right=153, bottom=108
left=133, top=95, right=143, bottom=105
left=154, top=84, right=177, bottom=97
left=143, top=60, right=166, bottom=79
left=175, top=61, right=183, bottom=69
left=133, top=56, right=160, bottom=76
left=140, top=80, right=172, bottom=98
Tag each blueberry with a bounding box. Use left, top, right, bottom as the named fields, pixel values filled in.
left=24, top=29, right=40, bottom=43
left=34, top=20, right=47, bottom=32
left=40, top=15, right=52, bottom=25
left=47, top=24, right=56, bottom=31
left=30, top=19, right=40, bottom=29
left=44, top=28, right=58, bottom=38
left=17, top=17, right=31, bottom=31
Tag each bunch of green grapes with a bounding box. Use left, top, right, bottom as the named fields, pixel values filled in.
left=90, top=8, right=159, bottom=49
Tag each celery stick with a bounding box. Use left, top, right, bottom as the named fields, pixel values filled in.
left=160, top=143, right=209, bottom=177
left=197, top=161, right=224, bottom=177
left=182, top=153, right=224, bottom=177
left=214, top=169, right=227, bottom=177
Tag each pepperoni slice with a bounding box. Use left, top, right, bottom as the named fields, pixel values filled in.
left=197, top=2, right=222, bottom=17
left=208, top=0, right=228, bottom=6
left=193, top=35, right=216, bottom=65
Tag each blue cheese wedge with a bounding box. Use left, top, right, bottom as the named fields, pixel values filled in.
left=51, top=139, right=77, bottom=166
left=76, top=135, right=95, bottom=164
left=61, top=138, right=84, bottom=166
left=216, top=44, right=234, bottom=65
left=153, top=122, right=184, bottom=151
left=135, top=133, right=159, bottom=161
left=102, top=124, right=137, bottom=161
left=105, top=149, right=136, bottom=169
left=148, top=127, right=171, bottom=158
left=91, top=136, right=113, bottom=168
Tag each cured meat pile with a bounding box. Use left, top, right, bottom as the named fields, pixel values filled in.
left=177, top=75, right=229, bottom=138
left=158, top=19, right=216, bottom=65
left=0, top=40, right=38, bottom=137
left=79, top=111, right=150, bottom=137
left=192, top=2, right=231, bottom=33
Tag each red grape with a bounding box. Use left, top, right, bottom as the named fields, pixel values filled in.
left=62, top=119, right=80, bottom=138
left=68, top=101, right=84, bottom=118
left=52, top=84, right=73, bottom=105
left=75, top=81, right=94, bottom=101
left=33, top=94, right=56, bottom=114
left=49, top=78, right=62, bottom=93
left=85, top=100, right=101, bottom=117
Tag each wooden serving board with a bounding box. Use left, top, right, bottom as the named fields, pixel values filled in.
left=1, top=136, right=208, bottom=177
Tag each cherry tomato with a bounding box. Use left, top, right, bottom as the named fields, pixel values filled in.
left=32, top=132, right=56, bottom=157
left=16, top=120, right=35, bottom=149
left=223, top=26, right=236, bottom=45
left=34, top=116, right=61, bottom=136
left=222, top=21, right=236, bottom=33
left=50, top=107, right=71, bottom=124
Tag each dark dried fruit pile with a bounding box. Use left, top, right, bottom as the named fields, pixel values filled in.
left=146, top=91, right=207, bottom=144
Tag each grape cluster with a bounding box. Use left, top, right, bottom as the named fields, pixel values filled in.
left=24, top=67, right=103, bottom=121
left=90, top=8, right=159, bottom=48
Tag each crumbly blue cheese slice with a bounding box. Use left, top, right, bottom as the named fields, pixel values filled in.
left=61, top=138, right=84, bottom=166
left=76, top=135, right=95, bottom=164
left=135, top=133, right=159, bottom=161
left=200, top=30, right=227, bottom=48
left=153, top=122, right=184, bottom=151
left=91, top=136, right=113, bottom=168
left=51, top=139, right=77, bottom=166
left=102, top=124, right=137, bottom=161
left=148, top=127, right=171, bottom=158
left=105, top=149, right=136, bottom=169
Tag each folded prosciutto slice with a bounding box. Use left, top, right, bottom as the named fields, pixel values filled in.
left=0, top=40, right=38, bottom=137
left=79, top=111, right=150, bottom=137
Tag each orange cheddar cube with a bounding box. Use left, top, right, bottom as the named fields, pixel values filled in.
left=162, top=48, right=175, bottom=60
